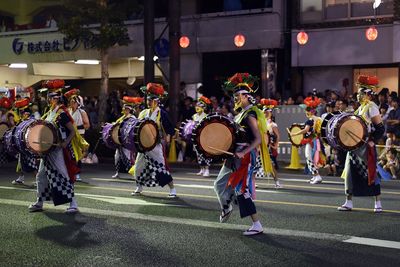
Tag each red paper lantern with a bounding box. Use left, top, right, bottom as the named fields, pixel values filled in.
left=234, top=34, right=245, bottom=47
left=365, top=26, right=378, bottom=41
left=297, top=31, right=308, bottom=45
left=179, top=36, right=190, bottom=48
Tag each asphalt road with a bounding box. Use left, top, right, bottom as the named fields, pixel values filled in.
left=0, top=162, right=399, bottom=267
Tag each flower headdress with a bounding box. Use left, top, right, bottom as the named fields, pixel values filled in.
left=196, top=96, right=211, bottom=108
left=64, top=88, right=80, bottom=100
left=14, top=98, right=31, bottom=110
left=42, top=79, right=66, bottom=98
left=259, top=98, right=278, bottom=111
left=300, top=89, right=321, bottom=110
left=0, top=97, right=12, bottom=109
left=140, top=83, right=167, bottom=99
left=223, top=73, right=259, bottom=95
left=357, top=75, right=379, bottom=94
left=122, top=96, right=144, bottom=109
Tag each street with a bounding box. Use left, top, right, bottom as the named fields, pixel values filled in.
left=0, top=162, right=399, bottom=266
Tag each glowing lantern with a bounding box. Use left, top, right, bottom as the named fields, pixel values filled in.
left=365, top=26, right=378, bottom=41
left=297, top=31, right=308, bottom=45
left=179, top=36, right=190, bottom=48
left=234, top=34, right=245, bottom=47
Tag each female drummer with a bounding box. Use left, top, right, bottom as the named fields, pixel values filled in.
left=65, top=89, right=90, bottom=182
left=28, top=85, right=80, bottom=214
left=290, top=94, right=325, bottom=184
left=111, top=98, right=137, bottom=179
left=11, top=99, right=39, bottom=185
left=214, top=73, right=274, bottom=236
left=131, top=83, right=177, bottom=197
left=259, top=98, right=281, bottom=188
left=338, top=75, right=385, bottom=213
left=193, top=96, right=212, bottom=177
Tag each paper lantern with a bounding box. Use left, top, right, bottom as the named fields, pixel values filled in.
left=297, top=31, right=308, bottom=45
left=234, top=34, right=245, bottom=47
left=365, top=26, right=378, bottom=41
left=179, top=36, right=190, bottom=48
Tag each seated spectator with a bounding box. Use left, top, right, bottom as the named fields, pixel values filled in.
left=179, top=96, right=195, bottom=122
left=324, top=148, right=344, bottom=176
left=220, top=103, right=234, bottom=119
left=379, top=148, right=399, bottom=180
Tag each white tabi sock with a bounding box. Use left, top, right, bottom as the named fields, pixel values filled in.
left=343, top=200, right=353, bottom=208
left=251, top=220, right=263, bottom=230
left=374, top=200, right=382, bottom=209
left=70, top=197, right=78, bottom=209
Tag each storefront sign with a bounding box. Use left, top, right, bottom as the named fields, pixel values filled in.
left=12, top=37, right=80, bottom=55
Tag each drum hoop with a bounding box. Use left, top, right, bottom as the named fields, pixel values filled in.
left=102, top=123, right=118, bottom=150
left=192, top=114, right=237, bottom=160
left=111, top=123, right=121, bottom=145
left=133, top=119, right=160, bottom=153
left=288, top=123, right=305, bottom=147
left=334, top=115, right=367, bottom=151
left=24, top=120, right=59, bottom=156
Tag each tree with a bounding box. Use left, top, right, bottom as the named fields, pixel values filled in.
left=58, top=0, right=139, bottom=124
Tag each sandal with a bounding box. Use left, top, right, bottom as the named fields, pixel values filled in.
left=337, top=205, right=352, bottom=211
left=28, top=203, right=43, bottom=212
left=219, top=206, right=233, bottom=223
left=65, top=207, right=79, bottom=214
left=374, top=207, right=383, bottom=213
left=243, top=229, right=263, bottom=236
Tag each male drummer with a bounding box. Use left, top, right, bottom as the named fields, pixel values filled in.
left=192, top=96, right=212, bottom=177
left=111, top=97, right=137, bottom=179
left=338, top=75, right=385, bottom=213
left=28, top=81, right=80, bottom=213
left=11, top=98, right=39, bottom=185
left=131, top=83, right=176, bottom=197
left=214, top=73, right=274, bottom=236
left=65, top=89, right=90, bottom=182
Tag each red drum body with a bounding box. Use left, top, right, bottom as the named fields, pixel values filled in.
left=15, top=119, right=59, bottom=157
left=191, top=113, right=238, bottom=161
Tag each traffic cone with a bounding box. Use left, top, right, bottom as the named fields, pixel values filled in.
left=286, top=145, right=304, bottom=170
left=168, top=138, right=177, bottom=163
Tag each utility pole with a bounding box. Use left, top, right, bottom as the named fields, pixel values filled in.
left=168, top=0, right=180, bottom=125
left=144, top=0, right=155, bottom=84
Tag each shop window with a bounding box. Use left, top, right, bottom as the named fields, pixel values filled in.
left=199, top=0, right=272, bottom=14
left=300, top=0, right=323, bottom=23
left=350, top=0, right=374, bottom=17
left=325, top=0, right=349, bottom=20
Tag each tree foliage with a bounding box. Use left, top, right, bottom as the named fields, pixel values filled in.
left=58, top=0, right=138, bottom=50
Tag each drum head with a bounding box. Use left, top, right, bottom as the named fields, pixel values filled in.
left=0, top=123, right=8, bottom=139
left=25, top=122, right=58, bottom=155
left=111, top=124, right=121, bottom=145
left=134, top=119, right=160, bottom=153
left=337, top=116, right=367, bottom=150
left=289, top=125, right=304, bottom=147
left=199, top=122, right=233, bottom=155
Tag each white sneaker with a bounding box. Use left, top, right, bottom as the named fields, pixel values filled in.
left=274, top=181, right=282, bottom=188
left=196, top=168, right=204, bottom=176
left=131, top=185, right=143, bottom=195
left=168, top=188, right=177, bottom=198
left=203, top=169, right=210, bottom=177
left=310, top=175, right=322, bottom=184
left=12, top=178, right=25, bottom=185
left=112, top=172, right=119, bottom=179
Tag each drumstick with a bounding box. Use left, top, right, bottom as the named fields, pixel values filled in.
left=32, top=141, right=60, bottom=147
left=345, top=130, right=367, bottom=143
left=206, top=145, right=234, bottom=156
left=286, top=128, right=291, bottom=135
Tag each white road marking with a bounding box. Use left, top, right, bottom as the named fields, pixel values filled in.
left=79, top=193, right=182, bottom=207
left=343, top=237, right=400, bottom=250
left=1, top=197, right=400, bottom=250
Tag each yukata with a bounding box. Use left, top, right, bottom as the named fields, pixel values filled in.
left=35, top=105, right=79, bottom=206
left=341, top=102, right=384, bottom=196
left=133, top=107, right=175, bottom=187
left=302, top=117, right=325, bottom=175
left=214, top=105, right=273, bottom=218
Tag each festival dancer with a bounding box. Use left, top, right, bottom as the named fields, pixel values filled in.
left=290, top=92, right=325, bottom=184
left=11, top=98, right=39, bottom=185
left=111, top=97, right=138, bottom=179
left=131, top=83, right=177, bottom=197
left=28, top=80, right=81, bottom=213
left=65, top=89, right=90, bottom=181
left=214, top=73, right=274, bottom=236
left=193, top=96, right=212, bottom=177
left=0, top=97, right=14, bottom=166
left=257, top=98, right=281, bottom=188
left=338, top=75, right=385, bottom=213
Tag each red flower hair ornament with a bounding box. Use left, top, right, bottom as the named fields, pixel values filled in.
left=140, top=83, right=168, bottom=99
left=224, top=73, right=259, bottom=94
left=260, top=98, right=278, bottom=110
